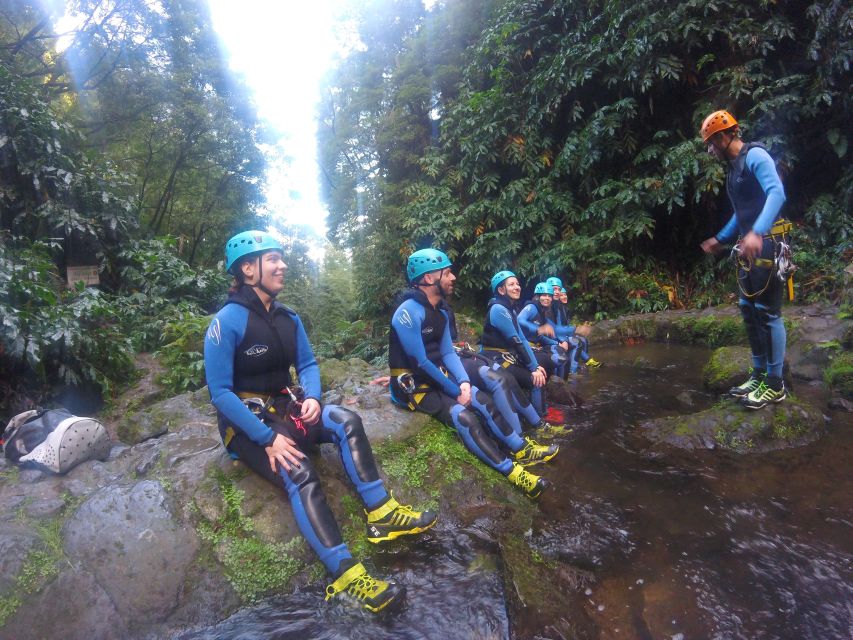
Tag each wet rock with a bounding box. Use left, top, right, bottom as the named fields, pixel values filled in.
left=702, top=346, right=752, bottom=392
left=0, top=567, right=128, bottom=640
left=638, top=397, right=827, bottom=453
left=118, top=392, right=216, bottom=445
left=0, top=524, right=39, bottom=592
left=63, top=480, right=199, bottom=627
left=828, top=397, right=853, bottom=412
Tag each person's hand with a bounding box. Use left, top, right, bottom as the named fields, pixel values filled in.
left=370, top=376, right=390, bottom=387
left=739, top=231, right=763, bottom=259
left=531, top=368, right=546, bottom=387
left=265, top=432, right=305, bottom=473
left=575, top=323, right=592, bottom=338
left=300, top=398, right=321, bottom=425
left=559, top=340, right=570, bottom=351
left=456, top=382, right=472, bottom=407
left=700, top=236, right=722, bottom=254
left=538, top=324, right=555, bottom=338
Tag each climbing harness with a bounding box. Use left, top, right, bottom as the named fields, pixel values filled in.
left=238, top=387, right=307, bottom=437
left=731, top=219, right=796, bottom=301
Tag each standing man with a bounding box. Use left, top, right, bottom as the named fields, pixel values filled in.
left=389, top=249, right=554, bottom=498
left=699, top=110, right=790, bottom=409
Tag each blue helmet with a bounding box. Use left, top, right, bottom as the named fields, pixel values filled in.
left=407, top=248, right=452, bottom=282
left=534, top=282, right=552, bottom=295
left=545, top=276, right=563, bottom=290
left=491, top=270, right=516, bottom=293
left=225, top=230, right=284, bottom=273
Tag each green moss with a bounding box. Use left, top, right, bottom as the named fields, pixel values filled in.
left=375, top=418, right=499, bottom=497
left=0, top=507, right=73, bottom=627
left=770, top=412, right=809, bottom=441
left=193, top=468, right=304, bottom=602
left=0, top=466, right=20, bottom=485
left=339, top=494, right=371, bottom=561
left=673, top=315, right=746, bottom=347
left=221, top=537, right=302, bottom=602
left=618, top=317, right=656, bottom=340
left=824, top=351, right=853, bottom=397
left=702, top=346, right=750, bottom=388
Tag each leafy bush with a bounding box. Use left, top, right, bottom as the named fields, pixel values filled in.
left=155, top=314, right=211, bottom=394
left=0, top=238, right=136, bottom=415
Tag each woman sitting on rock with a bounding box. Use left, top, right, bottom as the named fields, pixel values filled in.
left=203, top=230, right=435, bottom=613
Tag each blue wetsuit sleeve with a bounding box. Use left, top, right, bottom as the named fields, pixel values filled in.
left=494, top=305, right=538, bottom=371
left=439, top=311, right=469, bottom=386
left=516, top=304, right=539, bottom=341
left=716, top=213, right=738, bottom=244
left=292, top=314, right=321, bottom=401
left=539, top=320, right=560, bottom=346
left=392, top=302, right=462, bottom=397
left=204, top=307, right=275, bottom=447
left=746, top=147, right=786, bottom=235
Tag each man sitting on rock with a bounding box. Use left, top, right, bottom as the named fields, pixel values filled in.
left=388, top=249, right=555, bottom=499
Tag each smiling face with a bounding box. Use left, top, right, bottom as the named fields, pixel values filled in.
left=537, top=293, right=552, bottom=308
left=241, top=250, right=287, bottom=295
left=498, top=277, right=521, bottom=301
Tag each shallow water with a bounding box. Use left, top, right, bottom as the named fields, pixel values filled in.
left=178, top=343, right=853, bottom=640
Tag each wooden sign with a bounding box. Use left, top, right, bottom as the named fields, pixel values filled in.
left=66, top=265, right=100, bottom=287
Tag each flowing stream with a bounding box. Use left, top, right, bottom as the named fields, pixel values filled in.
left=178, top=343, right=853, bottom=640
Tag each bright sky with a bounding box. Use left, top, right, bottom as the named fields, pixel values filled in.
left=207, top=0, right=350, bottom=242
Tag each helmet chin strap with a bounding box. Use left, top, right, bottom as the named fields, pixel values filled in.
left=415, top=269, right=446, bottom=298
left=247, top=256, right=278, bottom=298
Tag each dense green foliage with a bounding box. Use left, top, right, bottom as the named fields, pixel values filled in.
left=320, top=0, right=851, bottom=319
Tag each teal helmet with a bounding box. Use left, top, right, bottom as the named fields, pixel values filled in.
left=225, top=230, right=284, bottom=273
left=534, top=282, right=552, bottom=295
left=407, top=248, right=452, bottom=282
left=491, top=270, right=516, bottom=293
left=545, top=276, right=563, bottom=290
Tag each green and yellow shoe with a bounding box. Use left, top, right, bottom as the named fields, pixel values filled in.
left=728, top=370, right=765, bottom=398
left=585, top=357, right=602, bottom=368
left=325, top=562, right=405, bottom=613
left=514, top=436, right=559, bottom=467
left=507, top=463, right=550, bottom=498
left=742, top=380, right=787, bottom=410
left=366, top=496, right=437, bottom=543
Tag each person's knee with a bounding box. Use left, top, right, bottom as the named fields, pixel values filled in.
left=288, top=457, right=319, bottom=489
left=326, top=406, right=365, bottom=439
left=455, top=408, right=481, bottom=433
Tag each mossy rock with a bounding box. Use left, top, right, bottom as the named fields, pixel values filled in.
left=824, top=351, right=853, bottom=399
left=702, top=346, right=753, bottom=392
left=670, top=314, right=746, bottom=348
left=639, top=396, right=826, bottom=453
left=318, top=358, right=350, bottom=388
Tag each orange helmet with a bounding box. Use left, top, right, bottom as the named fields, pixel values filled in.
left=700, top=110, right=738, bottom=143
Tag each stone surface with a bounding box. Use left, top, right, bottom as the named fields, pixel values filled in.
left=63, top=480, right=200, bottom=626
left=638, top=397, right=827, bottom=453
left=702, top=346, right=753, bottom=393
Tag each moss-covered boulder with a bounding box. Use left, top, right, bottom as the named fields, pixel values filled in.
left=824, top=351, right=853, bottom=399
left=702, top=346, right=753, bottom=392
left=638, top=397, right=826, bottom=453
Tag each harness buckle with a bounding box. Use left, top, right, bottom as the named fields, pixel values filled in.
left=397, top=373, right=416, bottom=395
left=501, top=351, right=517, bottom=365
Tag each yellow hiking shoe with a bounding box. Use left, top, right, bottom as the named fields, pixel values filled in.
left=366, top=496, right=437, bottom=543
left=585, top=357, right=602, bottom=368
left=325, top=562, right=405, bottom=613
left=513, top=436, right=559, bottom=467
left=507, top=463, right=550, bottom=498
